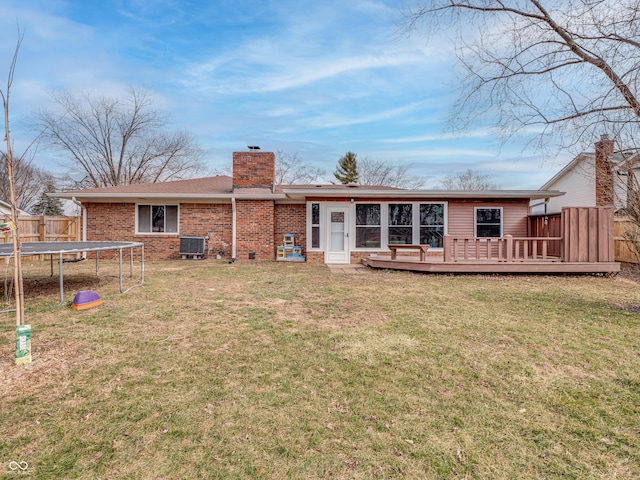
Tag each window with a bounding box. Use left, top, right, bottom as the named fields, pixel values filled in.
left=311, top=203, right=320, bottom=248
left=137, top=205, right=178, bottom=233
left=420, top=203, right=445, bottom=247
left=475, top=207, right=502, bottom=237
left=388, top=203, right=413, bottom=244
left=356, top=204, right=381, bottom=248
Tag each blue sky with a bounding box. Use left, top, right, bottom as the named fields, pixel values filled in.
left=0, top=0, right=572, bottom=189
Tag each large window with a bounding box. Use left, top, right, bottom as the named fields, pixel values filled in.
left=420, top=203, right=445, bottom=247
left=137, top=205, right=178, bottom=233
left=312, top=201, right=447, bottom=251
left=356, top=204, right=381, bottom=248
left=311, top=203, right=320, bottom=248
left=388, top=203, right=413, bottom=244
left=475, top=207, right=502, bottom=237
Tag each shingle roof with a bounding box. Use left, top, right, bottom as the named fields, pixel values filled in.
left=53, top=176, right=562, bottom=202
left=62, top=175, right=234, bottom=196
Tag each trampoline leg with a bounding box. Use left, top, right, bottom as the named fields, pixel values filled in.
left=119, top=249, right=123, bottom=293
left=59, top=252, right=64, bottom=305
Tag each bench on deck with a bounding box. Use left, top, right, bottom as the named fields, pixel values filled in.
left=388, top=244, right=430, bottom=261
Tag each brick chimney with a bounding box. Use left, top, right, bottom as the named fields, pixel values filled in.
left=232, top=150, right=275, bottom=191
left=595, top=134, right=614, bottom=207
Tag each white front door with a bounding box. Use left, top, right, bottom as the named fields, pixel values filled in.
left=325, top=206, right=349, bottom=264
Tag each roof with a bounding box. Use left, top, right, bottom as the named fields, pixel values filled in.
left=541, top=150, right=640, bottom=190
left=282, top=187, right=562, bottom=200
left=51, top=175, right=564, bottom=202
left=0, top=199, right=30, bottom=216
left=58, top=175, right=234, bottom=196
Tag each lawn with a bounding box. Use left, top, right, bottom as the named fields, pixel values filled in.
left=1, top=260, right=639, bottom=479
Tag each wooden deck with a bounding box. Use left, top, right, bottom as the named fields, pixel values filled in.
left=362, top=254, right=620, bottom=274
left=362, top=210, right=621, bottom=274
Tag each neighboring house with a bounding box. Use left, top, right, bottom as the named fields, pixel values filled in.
left=53, top=150, right=564, bottom=264
left=536, top=135, right=640, bottom=214
left=0, top=199, right=29, bottom=217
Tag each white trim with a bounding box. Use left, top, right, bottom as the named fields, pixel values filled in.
left=307, top=202, right=322, bottom=251
left=135, top=203, right=180, bottom=235
left=352, top=201, right=448, bottom=251
left=418, top=201, right=447, bottom=249
left=325, top=205, right=350, bottom=264
left=231, top=197, right=237, bottom=260
left=474, top=206, right=503, bottom=238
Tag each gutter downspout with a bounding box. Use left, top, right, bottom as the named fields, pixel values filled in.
left=71, top=196, right=87, bottom=259
left=231, top=197, right=237, bottom=262
left=529, top=198, right=551, bottom=214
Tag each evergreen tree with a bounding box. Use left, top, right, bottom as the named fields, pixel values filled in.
left=333, top=151, right=359, bottom=184
left=30, top=179, right=64, bottom=216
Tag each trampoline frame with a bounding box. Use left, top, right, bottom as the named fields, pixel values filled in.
left=1, top=241, right=144, bottom=305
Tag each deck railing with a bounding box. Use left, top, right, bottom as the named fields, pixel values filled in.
left=443, top=235, right=564, bottom=263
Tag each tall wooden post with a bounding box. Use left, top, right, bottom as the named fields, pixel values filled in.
left=1, top=32, right=25, bottom=328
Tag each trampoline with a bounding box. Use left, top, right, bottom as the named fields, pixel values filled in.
left=0, top=241, right=144, bottom=304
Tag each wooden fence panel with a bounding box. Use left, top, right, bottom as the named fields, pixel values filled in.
left=562, top=207, right=615, bottom=263
left=1, top=215, right=82, bottom=260
left=528, top=213, right=562, bottom=257
left=614, top=217, right=640, bottom=265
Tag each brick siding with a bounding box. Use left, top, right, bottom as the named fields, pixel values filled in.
left=595, top=135, right=615, bottom=207
left=274, top=203, right=306, bottom=255
left=83, top=153, right=315, bottom=262
left=85, top=202, right=234, bottom=260
left=235, top=199, right=276, bottom=260
left=232, top=151, right=275, bottom=189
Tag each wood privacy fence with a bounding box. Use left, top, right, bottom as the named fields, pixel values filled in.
left=530, top=212, right=639, bottom=265
left=529, top=213, right=563, bottom=257
left=1, top=215, right=82, bottom=260
left=614, top=217, right=640, bottom=265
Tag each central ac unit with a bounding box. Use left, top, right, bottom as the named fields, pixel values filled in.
left=179, top=236, right=206, bottom=260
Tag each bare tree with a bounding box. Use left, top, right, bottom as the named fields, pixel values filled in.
left=0, top=152, right=52, bottom=211
left=606, top=142, right=640, bottom=264
left=358, top=157, right=426, bottom=189
left=36, top=87, right=206, bottom=187
left=440, top=169, right=498, bottom=190
left=274, top=151, right=325, bottom=184
left=619, top=170, right=640, bottom=264
left=403, top=1, right=640, bottom=153
left=2, top=28, right=25, bottom=328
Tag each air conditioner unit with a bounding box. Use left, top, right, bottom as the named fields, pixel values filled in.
left=179, top=236, right=206, bottom=260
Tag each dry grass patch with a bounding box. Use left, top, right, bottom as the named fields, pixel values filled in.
left=1, top=260, right=639, bottom=479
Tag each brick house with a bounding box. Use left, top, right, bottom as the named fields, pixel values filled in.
left=54, top=150, right=564, bottom=264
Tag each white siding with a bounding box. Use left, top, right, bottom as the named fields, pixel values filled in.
left=545, top=160, right=595, bottom=213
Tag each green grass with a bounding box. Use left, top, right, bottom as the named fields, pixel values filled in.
left=1, top=261, right=639, bottom=479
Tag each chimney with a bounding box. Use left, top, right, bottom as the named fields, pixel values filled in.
left=595, top=134, right=614, bottom=207
left=232, top=149, right=275, bottom=191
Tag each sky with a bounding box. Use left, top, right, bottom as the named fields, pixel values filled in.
left=0, top=0, right=574, bottom=189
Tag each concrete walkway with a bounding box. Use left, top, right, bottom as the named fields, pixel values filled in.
left=327, top=264, right=370, bottom=274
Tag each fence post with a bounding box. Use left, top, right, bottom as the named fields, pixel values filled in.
left=505, top=235, right=513, bottom=262
left=38, top=215, right=45, bottom=241
left=443, top=234, right=452, bottom=262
